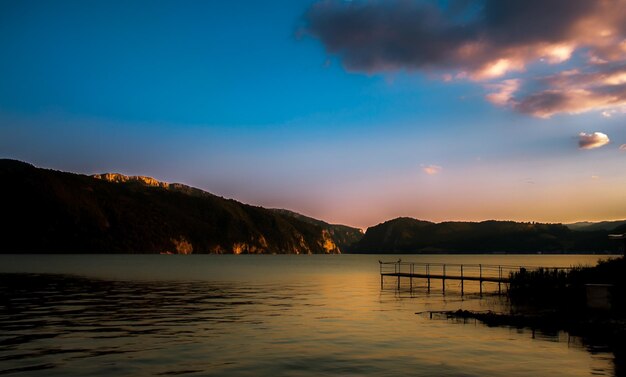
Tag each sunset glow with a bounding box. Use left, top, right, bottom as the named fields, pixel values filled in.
left=1, top=0, right=625, bottom=229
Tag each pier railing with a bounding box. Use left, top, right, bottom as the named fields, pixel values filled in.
left=379, top=260, right=572, bottom=295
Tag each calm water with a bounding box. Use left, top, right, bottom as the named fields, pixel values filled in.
left=0, top=254, right=620, bottom=376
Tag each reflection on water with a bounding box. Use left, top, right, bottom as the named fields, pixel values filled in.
left=0, top=274, right=307, bottom=376
left=0, top=255, right=619, bottom=376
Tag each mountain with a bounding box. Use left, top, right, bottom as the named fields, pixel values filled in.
left=0, top=159, right=340, bottom=254
left=270, top=209, right=363, bottom=251
left=565, top=220, right=626, bottom=232
left=351, top=217, right=617, bottom=254
left=2, top=159, right=620, bottom=255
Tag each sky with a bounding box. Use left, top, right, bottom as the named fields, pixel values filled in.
left=1, top=0, right=625, bottom=229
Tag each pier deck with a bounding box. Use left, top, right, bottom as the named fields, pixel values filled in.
left=381, top=272, right=505, bottom=283
left=379, top=260, right=571, bottom=295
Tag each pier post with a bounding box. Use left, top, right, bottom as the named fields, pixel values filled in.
left=410, top=263, right=413, bottom=291
left=461, top=265, right=464, bottom=295
left=498, top=266, right=502, bottom=294
left=397, top=261, right=400, bottom=290
left=442, top=264, right=446, bottom=293
left=427, top=264, right=431, bottom=292
left=379, top=261, right=383, bottom=289
left=479, top=264, right=483, bottom=296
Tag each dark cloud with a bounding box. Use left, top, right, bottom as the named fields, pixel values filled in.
left=505, top=66, right=626, bottom=117
left=578, top=132, right=610, bottom=149
left=304, top=0, right=604, bottom=75
left=480, top=0, right=596, bottom=45
left=304, top=0, right=626, bottom=117
left=515, top=82, right=626, bottom=118
left=304, top=1, right=469, bottom=72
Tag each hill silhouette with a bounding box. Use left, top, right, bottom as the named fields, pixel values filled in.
left=566, top=220, right=626, bottom=232
left=0, top=159, right=344, bottom=254
left=350, top=217, right=617, bottom=254
left=1, top=159, right=620, bottom=254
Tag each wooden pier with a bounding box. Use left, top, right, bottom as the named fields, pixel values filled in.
left=379, top=260, right=571, bottom=295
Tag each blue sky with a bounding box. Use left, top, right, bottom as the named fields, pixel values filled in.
left=1, top=0, right=625, bottom=228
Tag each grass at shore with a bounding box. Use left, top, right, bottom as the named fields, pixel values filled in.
left=508, top=256, right=625, bottom=313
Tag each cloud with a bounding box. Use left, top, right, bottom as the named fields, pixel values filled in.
left=486, top=79, right=520, bottom=106
left=512, top=67, right=626, bottom=117
left=421, top=164, right=442, bottom=175
left=601, top=106, right=626, bottom=118
left=304, top=0, right=626, bottom=117
left=516, top=85, right=626, bottom=118
left=578, top=132, right=610, bottom=149
left=620, top=144, right=626, bottom=150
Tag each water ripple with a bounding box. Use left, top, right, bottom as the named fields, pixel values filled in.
left=0, top=257, right=617, bottom=377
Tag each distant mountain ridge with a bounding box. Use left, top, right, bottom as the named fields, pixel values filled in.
left=0, top=159, right=345, bottom=254
left=351, top=217, right=618, bottom=254
left=1, top=159, right=622, bottom=254
left=565, top=220, right=626, bottom=233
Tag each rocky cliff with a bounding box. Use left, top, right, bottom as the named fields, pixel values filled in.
left=270, top=208, right=363, bottom=251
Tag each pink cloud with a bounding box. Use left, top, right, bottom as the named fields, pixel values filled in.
left=306, top=0, right=626, bottom=117
left=486, top=79, right=520, bottom=106
left=421, top=164, right=442, bottom=175
left=516, top=87, right=626, bottom=118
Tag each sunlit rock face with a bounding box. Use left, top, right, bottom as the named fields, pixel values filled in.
left=296, top=234, right=312, bottom=255
left=229, top=236, right=270, bottom=254
left=232, top=242, right=264, bottom=255
left=93, top=173, right=169, bottom=188
left=172, top=237, right=193, bottom=255
left=320, top=230, right=340, bottom=254
left=257, top=235, right=269, bottom=249
left=92, top=174, right=213, bottom=198
left=213, top=229, right=341, bottom=255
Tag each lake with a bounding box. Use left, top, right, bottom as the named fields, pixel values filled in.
left=0, top=254, right=620, bottom=376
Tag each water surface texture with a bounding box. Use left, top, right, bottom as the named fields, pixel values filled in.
left=0, top=254, right=618, bottom=376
